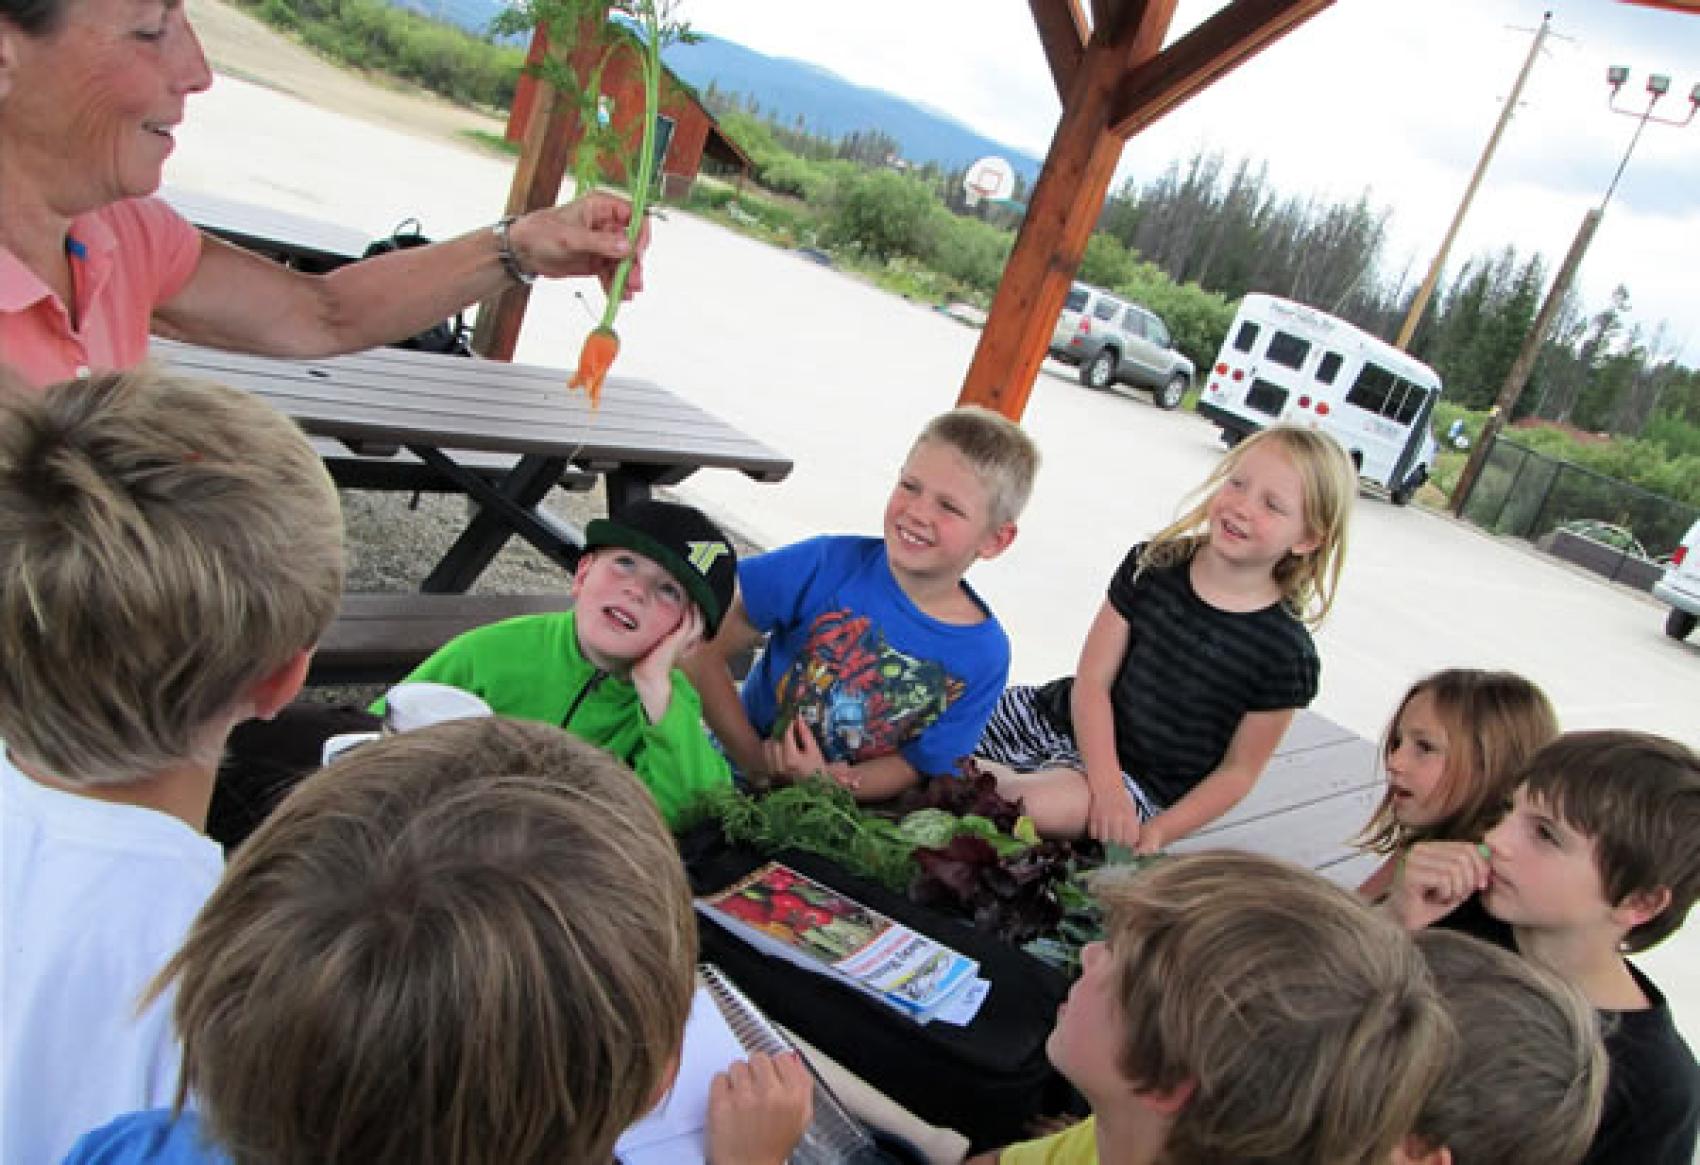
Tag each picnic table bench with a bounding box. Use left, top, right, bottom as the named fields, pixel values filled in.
left=306, top=593, right=572, bottom=685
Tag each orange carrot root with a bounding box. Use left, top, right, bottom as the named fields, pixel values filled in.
left=569, top=326, right=621, bottom=407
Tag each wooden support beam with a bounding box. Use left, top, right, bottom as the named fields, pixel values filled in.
left=960, top=0, right=1336, bottom=421
left=1028, top=0, right=1089, bottom=99
left=957, top=2, right=1177, bottom=420
left=1088, top=0, right=1126, bottom=39
left=471, top=85, right=568, bottom=359
left=506, top=25, right=551, bottom=144
left=471, top=22, right=600, bottom=361
left=1109, top=0, right=1335, bottom=137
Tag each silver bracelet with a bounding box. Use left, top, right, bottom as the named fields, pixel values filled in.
left=492, top=215, right=536, bottom=286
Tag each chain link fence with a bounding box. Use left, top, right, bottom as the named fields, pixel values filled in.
left=1460, top=439, right=1700, bottom=563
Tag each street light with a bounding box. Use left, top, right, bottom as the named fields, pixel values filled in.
left=1449, top=64, right=1698, bottom=517
left=1601, top=64, right=1698, bottom=209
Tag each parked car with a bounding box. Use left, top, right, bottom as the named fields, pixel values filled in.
left=1048, top=283, right=1194, bottom=410
left=1653, top=518, right=1700, bottom=641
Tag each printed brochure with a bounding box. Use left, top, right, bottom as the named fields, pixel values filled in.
left=699, top=861, right=981, bottom=1024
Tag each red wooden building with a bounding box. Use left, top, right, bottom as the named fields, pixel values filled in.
left=506, top=28, right=750, bottom=200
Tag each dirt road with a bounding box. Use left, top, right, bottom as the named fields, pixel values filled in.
left=188, top=0, right=504, bottom=149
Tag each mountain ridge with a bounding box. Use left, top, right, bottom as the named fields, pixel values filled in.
left=387, top=0, right=1042, bottom=181
left=664, top=32, right=1042, bottom=182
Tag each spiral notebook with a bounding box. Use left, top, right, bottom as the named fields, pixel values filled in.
left=614, top=963, right=879, bottom=1165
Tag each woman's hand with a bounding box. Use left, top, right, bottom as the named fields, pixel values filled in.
left=162, top=193, right=653, bottom=360
left=509, top=192, right=650, bottom=297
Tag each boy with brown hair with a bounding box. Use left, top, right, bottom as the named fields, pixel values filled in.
left=687, top=405, right=1039, bottom=802
left=0, top=368, right=344, bottom=1163
left=972, top=852, right=1455, bottom=1165
left=1401, top=929, right=1608, bottom=1165
left=63, top=718, right=812, bottom=1165
left=1388, top=730, right=1700, bottom=1164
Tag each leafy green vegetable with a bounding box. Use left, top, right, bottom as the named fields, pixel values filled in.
left=683, top=774, right=1166, bottom=975
left=691, top=779, right=917, bottom=891
left=896, top=808, right=961, bottom=849
left=950, top=814, right=1029, bottom=857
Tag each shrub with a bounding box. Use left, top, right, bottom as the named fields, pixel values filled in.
left=920, top=208, right=1012, bottom=297
left=822, top=170, right=936, bottom=261
left=687, top=183, right=737, bottom=213
left=760, top=153, right=834, bottom=202
left=1080, top=233, right=1136, bottom=290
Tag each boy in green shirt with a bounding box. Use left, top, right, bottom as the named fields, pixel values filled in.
left=389, top=499, right=737, bottom=824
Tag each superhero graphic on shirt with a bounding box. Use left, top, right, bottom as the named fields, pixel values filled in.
left=769, top=609, right=965, bottom=764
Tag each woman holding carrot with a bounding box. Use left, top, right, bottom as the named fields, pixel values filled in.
left=0, top=0, right=649, bottom=389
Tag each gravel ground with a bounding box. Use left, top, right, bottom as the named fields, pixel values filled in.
left=340, top=481, right=767, bottom=593
left=314, top=481, right=766, bottom=707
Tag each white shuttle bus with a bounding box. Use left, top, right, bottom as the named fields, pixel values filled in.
left=1197, top=293, right=1442, bottom=505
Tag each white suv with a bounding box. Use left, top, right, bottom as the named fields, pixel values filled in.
left=1653, top=518, right=1700, bottom=641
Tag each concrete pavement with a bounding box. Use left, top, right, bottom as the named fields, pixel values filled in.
left=166, top=73, right=1700, bottom=1044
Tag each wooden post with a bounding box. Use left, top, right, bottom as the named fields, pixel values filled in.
left=506, top=26, right=551, bottom=145
left=956, top=4, right=1176, bottom=419
left=471, top=20, right=600, bottom=361
left=958, top=0, right=1333, bottom=421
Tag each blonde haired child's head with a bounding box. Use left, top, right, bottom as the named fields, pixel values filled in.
left=1144, top=425, right=1355, bottom=624
left=1359, top=669, right=1559, bottom=856
left=884, top=407, right=1035, bottom=587
left=911, top=405, right=1040, bottom=529
left=0, top=368, right=343, bottom=785
left=1401, top=930, right=1605, bottom=1165
left=1053, top=852, right=1453, bottom=1165
left=154, top=716, right=697, bottom=1165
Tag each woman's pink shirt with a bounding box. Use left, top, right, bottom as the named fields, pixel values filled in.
left=0, top=197, right=200, bottom=388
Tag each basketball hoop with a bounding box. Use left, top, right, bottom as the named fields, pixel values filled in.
left=962, top=156, right=1015, bottom=209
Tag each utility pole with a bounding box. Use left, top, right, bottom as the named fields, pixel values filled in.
left=1394, top=13, right=1551, bottom=351
left=1449, top=68, right=1699, bottom=518
left=1448, top=208, right=1599, bottom=516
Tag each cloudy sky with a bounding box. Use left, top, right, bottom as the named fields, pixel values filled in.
left=688, top=0, right=1700, bottom=365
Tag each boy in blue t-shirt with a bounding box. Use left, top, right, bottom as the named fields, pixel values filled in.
left=686, top=407, right=1039, bottom=802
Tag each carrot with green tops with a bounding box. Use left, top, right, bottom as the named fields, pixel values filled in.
left=564, top=0, right=679, bottom=405
left=570, top=326, right=621, bottom=406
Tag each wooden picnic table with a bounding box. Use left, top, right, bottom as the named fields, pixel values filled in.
left=688, top=708, right=1385, bottom=1150
left=1170, top=708, right=1382, bottom=888
left=152, top=338, right=793, bottom=593
left=160, top=185, right=369, bottom=273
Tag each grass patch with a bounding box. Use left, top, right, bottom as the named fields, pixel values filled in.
left=234, top=0, right=522, bottom=110
left=459, top=128, right=520, bottom=156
